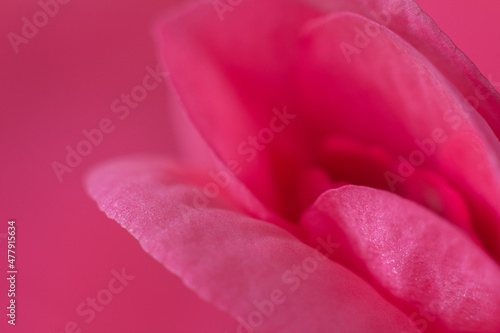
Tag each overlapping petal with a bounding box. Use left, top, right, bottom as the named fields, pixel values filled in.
left=156, top=0, right=321, bottom=219
left=157, top=0, right=500, bottom=257
left=86, top=156, right=419, bottom=333
left=301, top=185, right=500, bottom=333
left=298, top=12, right=500, bottom=257
left=84, top=1, right=500, bottom=332
left=306, top=0, right=500, bottom=138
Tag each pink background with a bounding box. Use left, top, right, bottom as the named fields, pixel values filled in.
left=1, top=0, right=499, bottom=332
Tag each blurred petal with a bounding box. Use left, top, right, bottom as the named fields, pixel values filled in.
left=306, top=0, right=500, bottom=139
left=156, top=0, right=323, bottom=220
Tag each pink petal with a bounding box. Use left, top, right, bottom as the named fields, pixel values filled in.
left=298, top=11, right=500, bottom=258
left=306, top=0, right=500, bottom=139
left=156, top=1, right=500, bottom=260
left=156, top=0, right=321, bottom=220
left=86, top=156, right=419, bottom=333
left=301, top=185, right=500, bottom=333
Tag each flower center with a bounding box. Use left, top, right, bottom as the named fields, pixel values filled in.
left=297, top=136, right=472, bottom=231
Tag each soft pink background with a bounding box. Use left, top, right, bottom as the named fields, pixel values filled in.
left=1, top=1, right=499, bottom=332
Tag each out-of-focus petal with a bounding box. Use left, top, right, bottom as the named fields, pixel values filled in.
left=306, top=0, right=500, bottom=139
left=156, top=0, right=321, bottom=220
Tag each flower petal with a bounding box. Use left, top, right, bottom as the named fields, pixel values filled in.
left=301, top=185, right=500, bottom=333
left=306, top=0, right=500, bottom=139
left=298, top=11, right=500, bottom=259
left=86, top=156, right=419, bottom=333
left=156, top=0, right=321, bottom=220
left=156, top=1, right=500, bottom=259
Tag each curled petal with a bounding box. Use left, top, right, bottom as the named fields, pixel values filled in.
left=302, top=185, right=500, bottom=333
left=86, top=156, right=419, bottom=333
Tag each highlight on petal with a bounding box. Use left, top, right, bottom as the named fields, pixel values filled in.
left=85, top=156, right=419, bottom=333
left=305, top=0, right=500, bottom=139
left=301, top=185, right=500, bottom=333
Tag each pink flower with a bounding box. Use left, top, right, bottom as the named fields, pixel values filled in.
left=86, top=0, right=500, bottom=332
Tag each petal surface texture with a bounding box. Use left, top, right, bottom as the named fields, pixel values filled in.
left=86, top=156, right=419, bottom=333
left=302, top=185, right=500, bottom=333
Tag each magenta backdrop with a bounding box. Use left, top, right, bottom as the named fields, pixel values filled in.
left=1, top=0, right=499, bottom=332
